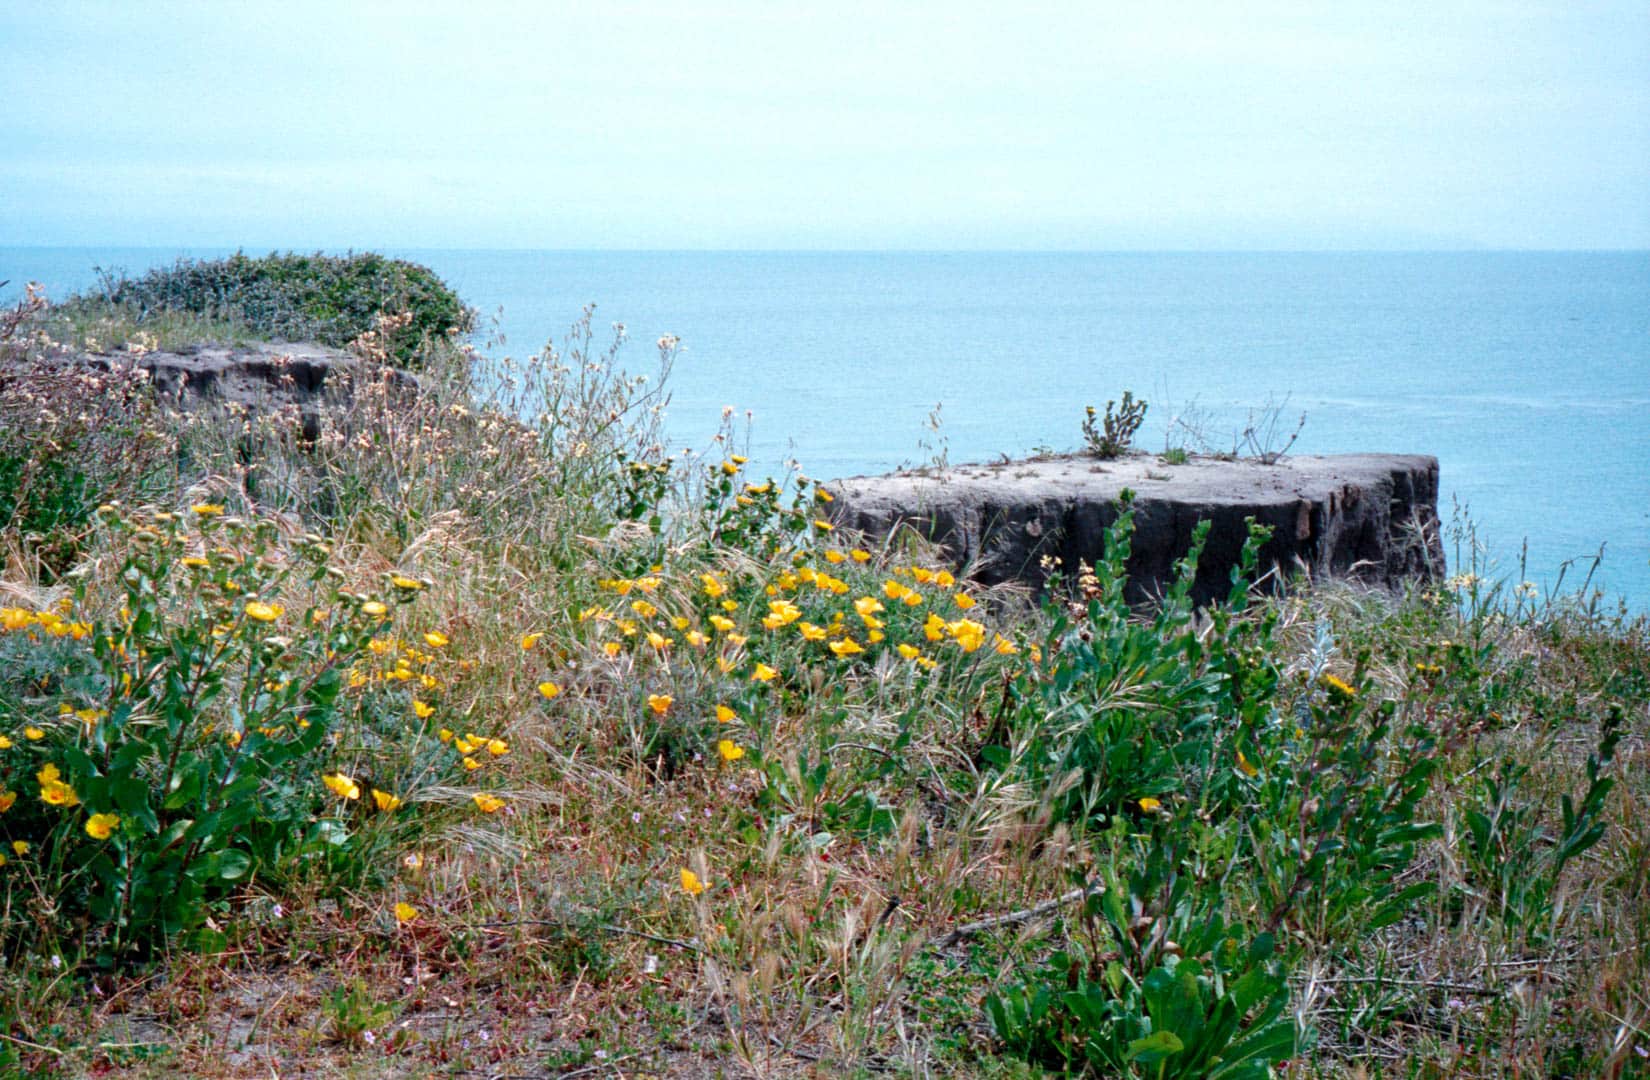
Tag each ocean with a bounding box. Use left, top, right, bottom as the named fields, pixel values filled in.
left=4, top=248, right=1647, bottom=606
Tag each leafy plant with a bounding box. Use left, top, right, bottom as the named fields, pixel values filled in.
left=1459, top=712, right=1621, bottom=944
left=322, top=978, right=399, bottom=1047
left=1083, top=392, right=1148, bottom=459
left=0, top=506, right=449, bottom=959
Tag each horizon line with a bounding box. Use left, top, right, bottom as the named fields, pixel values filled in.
left=4, top=244, right=1649, bottom=256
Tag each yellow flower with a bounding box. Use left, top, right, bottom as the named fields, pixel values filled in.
left=463, top=756, right=482, bottom=770
left=39, top=781, right=77, bottom=807
left=935, top=570, right=955, bottom=587
left=413, top=700, right=436, bottom=719
left=323, top=772, right=362, bottom=800
left=946, top=619, right=986, bottom=653
left=730, top=454, right=748, bottom=465
left=993, top=635, right=1020, bottom=656
left=798, top=622, right=827, bottom=642
left=680, top=868, right=706, bottom=896
left=538, top=681, right=563, bottom=700
left=38, top=763, right=79, bottom=807
left=1138, top=797, right=1162, bottom=813
left=685, top=630, right=708, bottom=648
left=438, top=727, right=454, bottom=743
left=520, top=632, right=543, bottom=650
left=10, top=840, right=26, bottom=855
left=423, top=631, right=449, bottom=648
left=751, top=663, right=778, bottom=683
left=828, top=638, right=864, bottom=657
left=191, top=503, right=224, bottom=517
left=362, top=600, right=388, bottom=618
left=472, top=792, right=506, bottom=814
left=1236, top=751, right=1259, bottom=778
left=85, top=812, right=120, bottom=840
left=631, top=599, right=658, bottom=619
left=897, top=643, right=921, bottom=660
left=23, top=727, right=43, bottom=741
left=391, top=574, right=424, bottom=591
left=372, top=789, right=403, bottom=812
left=0, top=792, right=14, bottom=812
left=715, top=704, right=737, bottom=723
left=486, top=738, right=509, bottom=756
left=647, top=694, right=673, bottom=716
left=765, top=599, right=801, bottom=627
left=394, top=901, right=419, bottom=924
left=954, top=593, right=977, bottom=610
left=717, top=739, right=745, bottom=762
left=709, top=614, right=735, bottom=633
left=181, top=556, right=210, bottom=569
left=1321, top=674, right=1356, bottom=698
left=700, top=573, right=726, bottom=598
left=602, top=642, right=622, bottom=657
left=720, top=460, right=739, bottom=475
left=646, top=630, right=671, bottom=651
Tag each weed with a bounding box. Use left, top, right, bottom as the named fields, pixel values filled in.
left=1083, top=392, right=1148, bottom=459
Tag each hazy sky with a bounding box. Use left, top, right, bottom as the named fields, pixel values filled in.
left=3, top=2, right=1647, bottom=249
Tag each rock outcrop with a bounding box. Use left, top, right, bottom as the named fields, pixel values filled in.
left=75, top=341, right=415, bottom=437
left=824, top=453, right=1445, bottom=605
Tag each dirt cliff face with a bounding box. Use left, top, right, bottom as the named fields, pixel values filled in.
left=825, top=453, right=1445, bottom=605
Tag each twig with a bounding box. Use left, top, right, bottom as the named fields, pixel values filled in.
left=470, top=919, right=700, bottom=954
left=927, top=886, right=1095, bottom=948
left=0, top=1032, right=63, bottom=1056
left=1299, top=975, right=1505, bottom=997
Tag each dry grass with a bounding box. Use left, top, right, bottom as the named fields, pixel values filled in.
left=0, top=293, right=1646, bottom=1078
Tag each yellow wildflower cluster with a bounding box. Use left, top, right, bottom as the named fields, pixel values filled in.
left=0, top=606, right=93, bottom=640
left=568, top=554, right=1018, bottom=685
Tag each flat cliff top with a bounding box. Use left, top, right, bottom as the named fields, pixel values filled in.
left=827, top=453, right=1440, bottom=508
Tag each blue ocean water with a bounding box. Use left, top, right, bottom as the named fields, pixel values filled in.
left=4, top=248, right=1648, bottom=605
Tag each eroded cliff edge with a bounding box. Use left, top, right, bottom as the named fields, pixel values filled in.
left=825, top=453, right=1445, bottom=605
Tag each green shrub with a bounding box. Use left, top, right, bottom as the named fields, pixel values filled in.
left=0, top=359, right=174, bottom=578
left=0, top=505, right=471, bottom=960
left=73, top=251, right=474, bottom=367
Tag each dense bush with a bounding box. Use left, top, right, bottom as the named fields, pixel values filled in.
left=74, top=251, right=474, bottom=366
left=0, top=507, right=487, bottom=960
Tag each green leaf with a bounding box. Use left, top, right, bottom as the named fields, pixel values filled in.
left=216, top=849, right=253, bottom=881
left=1127, top=1029, right=1185, bottom=1063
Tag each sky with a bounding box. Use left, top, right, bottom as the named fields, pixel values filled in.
left=2, top=1, right=1647, bottom=250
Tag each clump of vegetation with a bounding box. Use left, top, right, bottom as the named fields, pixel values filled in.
left=0, top=261, right=1643, bottom=1077
left=60, top=251, right=475, bottom=367
left=1083, top=391, right=1148, bottom=459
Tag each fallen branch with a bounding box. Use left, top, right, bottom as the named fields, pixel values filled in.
left=927, top=886, right=1095, bottom=949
